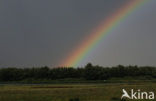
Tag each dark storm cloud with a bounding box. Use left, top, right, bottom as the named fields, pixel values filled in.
left=0, top=0, right=155, bottom=67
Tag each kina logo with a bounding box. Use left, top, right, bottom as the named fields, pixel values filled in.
left=121, top=89, right=154, bottom=100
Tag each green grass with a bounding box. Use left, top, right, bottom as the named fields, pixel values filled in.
left=0, top=83, right=156, bottom=101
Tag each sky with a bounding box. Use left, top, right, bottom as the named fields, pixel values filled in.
left=0, top=0, right=156, bottom=67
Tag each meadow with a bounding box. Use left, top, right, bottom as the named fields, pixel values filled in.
left=0, top=82, right=156, bottom=101
left=1, top=64, right=156, bottom=101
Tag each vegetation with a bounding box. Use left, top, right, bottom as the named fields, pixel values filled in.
left=0, top=63, right=156, bottom=82
left=0, top=83, right=156, bottom=101
left=1, top=63, right=156, bottom=101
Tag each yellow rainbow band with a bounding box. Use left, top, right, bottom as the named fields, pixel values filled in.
left=60, top=0, right=147, bottom=67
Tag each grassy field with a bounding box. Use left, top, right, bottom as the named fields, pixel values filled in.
left=0, top=83, right=156, bottom=101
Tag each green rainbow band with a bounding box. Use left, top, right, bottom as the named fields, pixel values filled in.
left=60, top=0, right=148, bottom=67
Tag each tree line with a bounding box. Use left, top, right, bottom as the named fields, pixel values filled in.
left=0, top=63, right=156, bottom=81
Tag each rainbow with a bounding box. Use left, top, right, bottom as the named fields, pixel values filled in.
left=60, top=0, right=147, bottom=67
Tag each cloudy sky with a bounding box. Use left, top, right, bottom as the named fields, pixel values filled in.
left=0, top=0, right=156, bottom=67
